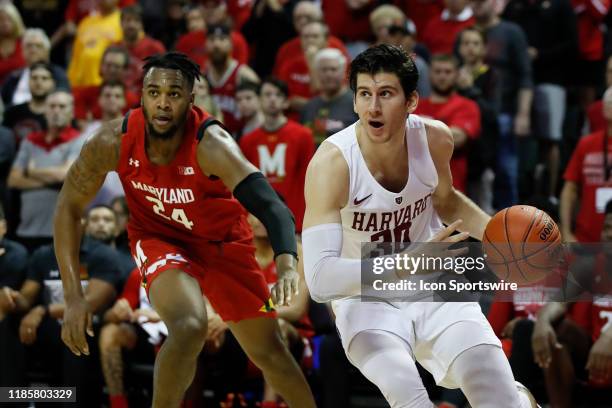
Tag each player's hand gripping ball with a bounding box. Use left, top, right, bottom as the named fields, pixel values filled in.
left=482, top=205, right=562, bottom=286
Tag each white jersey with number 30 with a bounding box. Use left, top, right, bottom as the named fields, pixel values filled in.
left=326, top=114, right=444, bottom=261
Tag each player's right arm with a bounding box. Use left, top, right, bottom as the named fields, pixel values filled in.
left=302, top=142, right=366, bottom=303
left=53, top=120, right=121, bottom=356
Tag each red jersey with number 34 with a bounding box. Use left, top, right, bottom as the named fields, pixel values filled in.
left=116, top=107, right=252, bottom=245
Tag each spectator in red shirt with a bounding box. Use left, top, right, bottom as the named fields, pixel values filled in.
left=205, top=24, right=259, bottom=134
left=175, top=4, right=249, bottom=68
left=240, top=78, right=315, bottom=232
left=118, top=5, right=166, bottom=97
left=322, top=0, right=380, bottom=56
left=278, top=21, right=329, bottom=116
left=415, top=54, right=481, bottom=193
left=561, top=86, right=612, bottom=242
left=531, top=210, right=612, bottom=406
left=72, top=46, right=140, bottom=127
left=225, top=0, right=253, bottom=30
left=421, top=0, right=475, bottom=54
left=396, top=0, right=444, bottom=40
left=0, top=3, right=26, bottom=85
left=274, top=1, right=349, bottom=76
left=587, top=55, right=612, bottom=133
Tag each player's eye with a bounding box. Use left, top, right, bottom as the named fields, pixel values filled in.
left=380, top=90, right=392, bottom=97
left=170, top=92, right=180, bottom=98
left=149, top=90, right=158, bottom=97
left=359, top=91, right=370, bottom=97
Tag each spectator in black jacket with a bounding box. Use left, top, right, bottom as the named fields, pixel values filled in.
left=242, top=0, right=298, bottom=77
left=0, top=206, right=121, bottom=405
left=472, top=0, right=534, bottom=210
left=457, top=26, right=500, bottom=215
left=503, top=0, right=578, bottom=205
left=1, top=28, right=69, bottom=108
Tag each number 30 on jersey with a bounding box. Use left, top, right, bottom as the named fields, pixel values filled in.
left=145, top=196, right=194, bottom=230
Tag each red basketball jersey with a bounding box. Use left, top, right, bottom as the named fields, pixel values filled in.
left=207, top=61, right=243, bottom=134
left=116, top=107, right=252, bottom=246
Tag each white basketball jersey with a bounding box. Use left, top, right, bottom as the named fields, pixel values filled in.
left=326, top=115, right=444, bottom=262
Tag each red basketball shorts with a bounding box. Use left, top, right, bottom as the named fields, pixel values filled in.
left=130, top=236, right=276, bottom=322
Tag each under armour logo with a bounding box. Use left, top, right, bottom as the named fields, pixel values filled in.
left=129, top=158, right=140, bottom=167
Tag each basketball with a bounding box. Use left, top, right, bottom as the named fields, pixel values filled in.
left=482, top=205, right=563, bottom=286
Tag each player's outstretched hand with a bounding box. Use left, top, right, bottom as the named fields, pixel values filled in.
left=62, top=297, right=93, bottom=356
left=272, top=267, right=299, bottom=307
left=532, top=320, right=562, bottom=369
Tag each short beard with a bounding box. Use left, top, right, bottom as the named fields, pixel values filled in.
left=432, top=84, right=454, bottom=97
left=31, top=93, right=48, bottom=103
left=146, top=121, right=179, bottom=140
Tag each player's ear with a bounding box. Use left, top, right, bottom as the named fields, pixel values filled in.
left=406, top=90, right=419, bottom=113
left=190, top=92, right=195, bottom=106
left=282, top=97, right=290, bottom=111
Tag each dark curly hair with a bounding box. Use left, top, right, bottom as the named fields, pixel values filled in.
left=142, top=52, right=202, bottom=91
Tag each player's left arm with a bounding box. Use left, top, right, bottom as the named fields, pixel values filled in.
left=427, top=120, right=490, bottom=240
left=197, top=123, right=299, bottom=306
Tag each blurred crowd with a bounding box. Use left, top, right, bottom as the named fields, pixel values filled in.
left=0, top=0, right=610, bottom=407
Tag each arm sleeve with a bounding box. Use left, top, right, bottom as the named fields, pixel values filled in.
left=302, top=223, right=363, bottom=303
left=233, top=172, right=298, bottom=258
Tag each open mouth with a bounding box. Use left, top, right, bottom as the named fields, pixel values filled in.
left=153, top=115, right=172, bottom=126
left=369, top=120, right=384, bottom=129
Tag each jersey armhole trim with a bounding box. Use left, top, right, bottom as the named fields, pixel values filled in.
left=196, top=117, right=227, bottom=180
left=196, top=118, right=227, bottom=142
left=121, top=110, right=131, bottom=134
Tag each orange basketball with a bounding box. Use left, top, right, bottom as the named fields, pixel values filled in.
left=482, top=205, right=562, bottom=286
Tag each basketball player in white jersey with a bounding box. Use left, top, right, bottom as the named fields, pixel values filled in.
left=302, top=44, right=539, bottom=408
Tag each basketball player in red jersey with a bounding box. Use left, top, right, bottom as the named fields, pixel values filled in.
left=53, top=52, right=315, bottom=408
